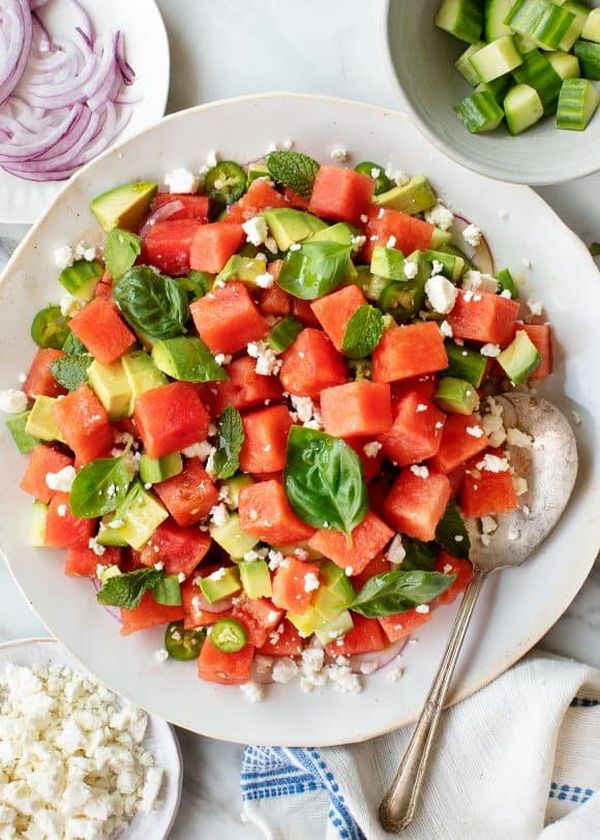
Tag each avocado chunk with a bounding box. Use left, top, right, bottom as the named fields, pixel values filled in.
left=110, top=482, right=168, bottom=550
left=6, top=412, right=39, bottom=454
left=223, top=474, right=254, bottom=509
left=262, top=208, right=328, bottom=251
left=315, top=609, right=354, bottom=645
left=424, top=250, right=465, bottom=283
left=308, top=222, right=355, bottom=246
left=30, top=500, right=48, bottom=547
left=139, top=452, right=183, bottom=485
left=443, top=343, right=488, bottom=388
left=497, top=329, right=541, bottom=385
left=430, top=228, right=453, bottom=249
left=370, top=246, right=406, bottom=280
left=121, top=351, right=167, bottom=400
left=88, top=359, right=133, bottom=421
left=90, top=182, right=158, bottom=232
left=435, top=377, right=480, bottom=415
left=25, top=396, right=65, bottom=443
left=312, top=561, right=356, bottom=620
left=239, top=559, right=272, bottom=599
left=287, top=606, right=328, bottom=637
left=199, top=567, right=242, bottom=603
left=209, top=512, right=259, bottom=559
left=96, top=516, right=129, bottom=547
left=152, top=337, right=227, bottom=383
left=374, top=175, right=437, bottom=215
left=215, top=255, right=270, bottom=288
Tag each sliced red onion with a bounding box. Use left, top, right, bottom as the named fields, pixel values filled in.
left=344, top=638, right=407, bottom=674
left=139, top=200, right=185, bottom=239
left=251, top=655, right=276, bottom=684
left=91, top=578, right=121, bottom=623
left=0, top=0, right=33, bottom=106
left=453, top=215, right=495, bottom=275
left=192, top=591, right=234, bottom=614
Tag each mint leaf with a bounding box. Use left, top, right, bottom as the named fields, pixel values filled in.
left=435, top=501, right=470, bottom=560
left=267, top=150, right=320, bottom=198
left=590, top=242, right=600, bottom=257
left=49, top=354, right=92, bottom=391
left=341, top=304, right=384, bottom=359
left=212, top=406, right=244, bottom=480
left=105, top=228, right=142, bottom=280
left=152, top=575, right=182, bottom=606
left=277, top=241, right=352, bottom=300
left=351, top=570, right=455, bottom=618
left=97, top=568, right=162, bottom=610
left=70, top=455, right=133, bottom=518
left=62, top=331, right=88, bottom=355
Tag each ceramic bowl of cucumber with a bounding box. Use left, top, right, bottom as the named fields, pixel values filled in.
left=384, top=0, right=600, bottom=184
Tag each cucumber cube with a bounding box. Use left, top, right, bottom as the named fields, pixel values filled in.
left=454, top=90, right=505, bottom=133
left=469, top=36, right=523, bottom=83
left=547, top=51, right=580, bottom=80
left=558, top=0, right=589, bottom=51
left=455, top=42, right=486, bottom=85
left=424, top=250, right=465, bottom=283
left=139, top=452, right=183, bottom=485
left=557, top=78, right=600, bottom=130
left=443, top=344, right=488, bottom=388
left=484, top=0, right=514, bottom=41
left=497, top=329, right=541, bottom=384
left=247, top=162, right=270, bottom=183
left=435, top=376, right=480, bottom=414
left=96, top=517, right=129, bottom=547
left=59, top=259, right=103, bottom=300
left=582, top=7, right=600, bottom=44
left=573, top=40, right=600, bottom=81
left=504, top=84, right=544, bottom=134
left=435, top=0, right=484, bottom=44
left=370, top=246, right=406, bottom=280
left=506, top=0, right=576, bottom=50
left=513, top=49, right=562, bottom=115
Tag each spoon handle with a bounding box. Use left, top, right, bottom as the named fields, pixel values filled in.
left=379, top=566, right=488, bottom=833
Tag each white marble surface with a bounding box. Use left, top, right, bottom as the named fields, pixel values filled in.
left=0, top=0, right=599, bottom=836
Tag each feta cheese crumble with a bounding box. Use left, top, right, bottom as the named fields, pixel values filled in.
left=465, top=425, right=484, bottom=438
left=387, top=534, right=406, bottom=566
left=330, top=147, right=349, bottom=161
left=415, top=604, right=430, bottom=614
left=410, top=465, right=429, bottom=479
left=247, top=340, right=282, bottom=376
left=476, top=453, right=510, bottom=473
left=425, top=274, right=457, bottom=314
left=0, top=389, right=27, bottom=414
left=209, top=504, right=229, bottom=527
left=403, top=260, right=418, bottom=280
left=54, top=244, right=74, bottom=269
left=240, top=681, right=264, bottom=703
left=462, top=270, right=498, bottom=294
left=425, top=203, right=454, bottom=231
left=384, top=164, right=409, bottom=186
left=506, top=427, right=534, bottom=448
left=480, top=343, right=501, bottom=358
left=440, top=320, right=453, bottom=338
left=242, top=216, right=269, bottom=247
left=462, top=223, right=482, bottom=248
left=363, top=441, right=382, bottom=458
left=527, top=300, right=543, bottom=316
left=303, top=572, right=320, bottom=593
left=181, top=441, right=214, bottom=462
left=164, top=167, right=200, bottom=193
left=45, top=465, right=77, bottom=493
left=255, top=271, right=274, bottom=289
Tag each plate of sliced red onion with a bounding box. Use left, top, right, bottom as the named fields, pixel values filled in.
left=0, top=0, right=169, bottom=224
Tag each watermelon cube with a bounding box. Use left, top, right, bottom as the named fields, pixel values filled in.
left=308, top=165, right=374, bottom=225
left=134, top=381, right=210, bottom=459
left=310, top=284, right=367, bottom=350
left=239, top=405, right=292, bottom=474
left=308, top=510, right=394, bottom=575
left=320, top=381, right=392, bottom=438
left=428, top=413, right=488, bottom=473
left=378, top=391, right=446, bottom=467
left=189, top=222, right=245, bottom=273
left=154, top=458, right=219, bottom=526
left=448, top=290, right=519, bottom=346
left=190, top=281, right=267, bottom=355
left=279, top=328, right=346, bottom=398
left=383, top=468, right=452, bottom=542
left=141, top=219, right=203, bottom=276
left=69, top=298, right=136, bottom=366
left=372, top=322, right=448, bottom=383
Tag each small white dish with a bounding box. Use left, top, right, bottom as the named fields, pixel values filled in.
left=0, top=637, right=183, bottom=839
left=0, top=0, right=170, bottom=225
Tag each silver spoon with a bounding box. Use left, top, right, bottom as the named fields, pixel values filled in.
left=379, top=393, right=578, bottom=833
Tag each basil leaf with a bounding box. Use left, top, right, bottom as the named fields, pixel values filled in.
left=212, top=406, right=244, bottom=479
left=97, top=568, right=162, bottom=610
left=152, top=336, right=228, bottom=382
left=435, top=501, right=470, bottom=560
left=284, top=426, right=368, bottom=537
left=104, top=228, right=142, bottom=280
left=400, top=538, right=437, bottom=572
left=49, top=354, right=92, bottom=391
left=590, top=242, right=600, bottom=257
left=113, top=266, right=189, bottom=340
left=179, top=271, right=211, bottom=302
left=152, top=574, right=182, bottom=606
left=69, top=456, right=132, bottom=518
left=341, top=304, right=384, bottom=359
left=266, top=150, right=320, bottom=198
left=62, top=331, right=88, bottom=355
left=352, top=570, right=455, bottom=618
left=277, top=242, right=353, bottom=300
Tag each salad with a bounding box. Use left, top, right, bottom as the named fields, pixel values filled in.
left=3, top=148, right=552, bottom=697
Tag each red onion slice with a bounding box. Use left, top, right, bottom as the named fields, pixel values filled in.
left=452, top=214, right=495, bottom=275
left=139, top=200, right=185, bottom=238
left=91, top=578, right=121, bottom=623
left=342, top=638, right=407, bottom=674
left=251, top=655, right=276, bottom=684
left=192, top=591, right=234, bottom=614
left=0, top=0, right=33, bottom=106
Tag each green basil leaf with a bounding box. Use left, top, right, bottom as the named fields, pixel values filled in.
left=104, top=228, right=142, bottom=280
left=97, top=568, right=162, bottom=610
left=266, top=150, right=320, bottom=198
left=113, top=266, right=189, bottom=340
left=435, top=501, right=470, bottom=560
left=351, top=570, right=455, bottom=618
left=69, top=456, right=132, bottom=518
left=590, top=242, right=600, bottom=257
left=400, top=538, right=437, bottom=572
left=341, top=304, right=384, bottom=359
left=277, top=242, right=353, bottom=300
left=212, top=406, right=244, bottom=480
left=49, top=354, right=93, bottom=391
left=179, top=271, right=211, bottom=302
left=284, top=426, right=368, bottom=538
left=152, top=336, right=228, bottom=382
left=152, top=575, right=182, bottom=606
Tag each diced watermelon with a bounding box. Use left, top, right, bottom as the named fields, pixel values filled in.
left=428, top=413, right=488, bottom=473
left=258, top=619, right=303, bottom=657
left=141, top=219, right=202, bottom=276
left=345, top=437, right=384, bottom=482
left=292, top=298, right=321, bottom=327
left=351, top=553, right=391, bottom=591
left=197, top=638, right=255, bottom=684
left=19, top=445, right=74, bottom=504
left=134, top=381, right=210, bottom=459
left=361, top=206, right=434, bottom=261
left=238, top=480, right=315, bottom=545
left=282, top=186, right=310, bottom=210
left=69, top=298, right=136, bottom=365
left=448, top=291, right=519, bottom=346
left=189, top=222, right=245, bottom=274
left=308, top=165, right=374, bottom=225
left=121, top=590, right=185, bottom=635
left=459, top=449, right=518, bottom=517
left=139, top=520, right=211, bottom=578
left=232, top=596, right=284, bottom=649
left=320, top=381, right=392, bottom=438
left=372, top=322, right=448, bottom=383
left=23, top=349, right=65, bottom=400
left=383, top=468, right=452, bottom=542
left=310, top=284, right=367, bottom=350
left=65, top=546, right=121, bottom=577
left=94, top=273, right=113, bottom=300
left=279, top=328, right=346, bottom=398
left=308, top=511, right=394, bottom=575
left=52, top=385, right=114, bottom=464
left=258, top=277, right=290, bottom=317
left=391, top=375, right=438, bottom=404
left=154, top=458, right=219, bottom=526
left=378, top=391, right=446, bottom=467
left=150, top=193, right=210, bottom=222
left=207, top=356, right=283, bottom=415
left=190, top=281, right=268, bottom=355
left=225, top=179, right=288, bottom=224
left=434, top=551, right=473, bottom=605
left=379, top=608, right=433, bottom=642
left=519, top=323, right=553, bottom=379
left=271, top=556, right=321, bottom=613
left=45, top=492, right=96, bottom=549
left=325, top=614, right=386, bottom=656
left=239, top=405, right=292, bottom=474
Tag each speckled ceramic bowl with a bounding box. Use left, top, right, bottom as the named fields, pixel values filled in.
left=383, top=0, right=600, bottom=185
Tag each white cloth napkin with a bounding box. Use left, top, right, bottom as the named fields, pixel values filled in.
left=241, top=653, right=600, bottom=839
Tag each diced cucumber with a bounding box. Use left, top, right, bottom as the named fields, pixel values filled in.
left=30, top=501, right=48, bottom=547
left=247, top=162, right=270, bottom=183
left=370, top=246, right=406, bottom=281
left=556, top=77, right=600, bottom=130
left=268, top=316, right=303, bottom=354
left=424, top=250, right=465, bottom=282
left=558, top=0, right=589, bottom=51
left=506, top=0, right=576, bottom=51
left=96, top=517, right=129, bottom=547
left=504, top=83, right=544, bottom=134
left=513, top=49, right=562, bottom=114
left=494, top=267, right=520, bottom=299
left=470, top=36, right=523, bottom=82
left=454, top=89, right=505, bottom=132
left=514, top=33, right=539, bottom=54
left=497, top=329, right=541, bottom=383
left=581, top=7, right=600, bottom=44
left=455, top=42, right=486, bottom=85
left=59, top=259, right=103, bottom=300
left=315, top=610, right=354, bottom=646
left=435, top=0, right=484, bottom=43
left=547, top=50, right=580, bottom=79
left=573, top=40, right=600, bottom=80
left=443, top=344, right=488, bottom=388
left=223, top=474, right=254, bottom=509
left=5, top=412, right=39, bottom=454
left=215, top=255, right=269, bottom=288
left=239, top=559, right=272, bottom=599
left=430, top=228, right=453, bottom=249
left=475, top=75, right=512, bottom=103
left=373, top=176, right=437, bottom=215
left=435, top=377, right=480, bottom=414
left=485, top=0, right=514, bottom=40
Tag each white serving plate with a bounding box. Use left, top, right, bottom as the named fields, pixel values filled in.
left=0, top=0, right=169, bottom=225
left=0, top=94, right=599, bottom=746
left=0, top=637, right=182, bottom=838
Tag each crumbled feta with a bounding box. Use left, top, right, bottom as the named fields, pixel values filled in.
left=209, top=504, right=229, bottom=527
left=506, top=427, right=533, bottom=448
left=290, top=396, right=315, bottom=424
left=481, top=396, right=507, bottom=447
left=359, top=661, right=379, bottom=675
left=415, top=604, right=430, bottom=614
left=214, top=353, right=232, bottom=366
left=0, top=388, right=27, bottom=414
left=480, top=515, right=497, bottom=534
left=325, top=660, right=362, bottom=695
left=181, top=441, right=214, bottom=462
left=153, top=560, right=164, bottom=571
left=416, top=403, right=428, bottom=413
left=363, top=441, right=382, bottom=459
left=480, top=343, right=501, bottom=358
left=73, top=241, right=97, bottom=262
left=465, top=425, right=484, bottom=438
left=425, top=203, right=454, bottom=231
left=360, top=213, right=369, bottom=224
left=255, top=271, right=274, bottom=289
left=513, top=476, right=529, bottom=496
left=386, top=235, right=397, bottom=249
left=384, top=164, right=409, bottom=186
left=60, top=293, right=84, bottom=318
left=56, top=504, right=68, bottom=518
left=330, top=147, right=349, bottom=161
left=480, top=533, right=491, bottom=547
left=500, top=289, right=513, bottom=299
left=289, top=242, right=301, bottom=252
left=462, top=270, right=498, bottom=294
left=164, top=167, right=200, bottom=193
left=508, top=526, right=521, bottom=541
left=154, top=648, right=169, bottom=663
left=425, top=274, right=457, bottom=315
left=87, top=537, right=106, bottom=557
left=303, top=572, right=320, bottom=593
left=431, top=259, right=444, bottom=276
left=571, top=410, right=582, bottom=426
left=272, top=658, right=299, bottom=684
left=440, top=320, right=453, bottom=338
left=386, top=666, right=404, bottom=683
left=267, top=550, right=285, bottom=571
left=348, top=234, right=366, bottom=253
left=240, top=681, right=264, bottom=703
left=54, top=245, right=74, bottom=269
left=247, top=340, right=282, bottom=376
left=527, top=300, right=543, bottom=316
left=45, top=466, right=77, bottom=493
left=404, top=260, right=418, bottom=280
left=462, top=223, right=482, bottom=247
left=242, top=216, right=269, bottom=247
left=476, top=453, right=510, bottom=473
left=410, top=465, right=429, bottom=479
left=387, top=534, right=406, bottom=566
